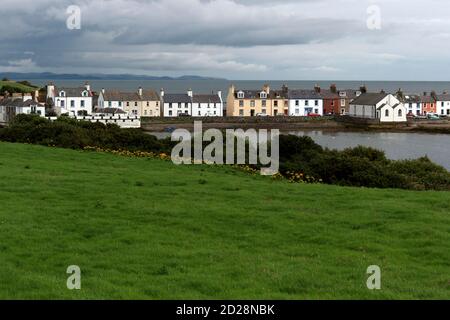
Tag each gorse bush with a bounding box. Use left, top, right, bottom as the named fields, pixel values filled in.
left=1, top=115, right=449, bottom=191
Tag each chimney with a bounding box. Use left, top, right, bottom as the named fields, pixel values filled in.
left=84, top=81, right=91, bottom=91
left=282, top=84, right=288, bottom=93
left=160, top=88, right=164, bottom=97
left=101, top=88, right=105, bottom=94
left=314, top=84, right=321, bottom=93
left=138, top=87, right=143, bottom=97
left=229, top=84, right=235, bottom=94
left=360, top=85, right=367, bottom=94
left=217, top=90, right=222, bottom=99
left=33, top=89, right=39, bottom=102
left=47, top=82, right=55, bottom=99
left=380, top=89, right=386, bottom=95
left=187, top=89, right=193, bottom=97
left=263, top=84, right=270, bottom=94
left=330, top=84, right=337, bottom=93
left=423, top=92, right=427, bottom=96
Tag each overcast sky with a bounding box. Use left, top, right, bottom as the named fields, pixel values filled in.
left=1, top=0, right=450, bottom=80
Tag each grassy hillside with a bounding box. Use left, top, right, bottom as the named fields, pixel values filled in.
left=0, top=142, right=449, bottom=299
left=0, top=80, right=38, bottom=94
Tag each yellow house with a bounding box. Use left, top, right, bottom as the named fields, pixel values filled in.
left=226, top=84, right=288, bottom=116
left=100, top=87, right=160, bottom=117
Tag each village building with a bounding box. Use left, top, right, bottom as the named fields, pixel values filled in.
left=349, top=92, right=406, bottom=122
left=192, top=92, right=223, bottom=117
left=337, top=88, right=362, bottom=115
left=47, top=82, right=93, bottom=116
left=161, top=90, right=193, bottom=117
left=399, top=94, right=422, bottom=116
left=288, top=89, right=323, bottom=116
left=226, top=85, right=274, bottom=117
left=420, top=93, right=437, bottom=115
left=320, top=84, right=341, bottom=115
left=435, top=93, right=450, bottom=117
left=0, top=97, right=45, bottom=123
left=97, top=88, right=160, bottom=117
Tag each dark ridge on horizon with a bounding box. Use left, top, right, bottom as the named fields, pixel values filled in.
left=0, top=72, right=227, bottom=81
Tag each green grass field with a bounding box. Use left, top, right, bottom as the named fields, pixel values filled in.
left=0, top=80, right=38, bottom=93
left=0, top=142, right=449, bottom=299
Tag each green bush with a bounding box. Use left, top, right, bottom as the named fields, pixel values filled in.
left=1, top=115, right=449, bottom=190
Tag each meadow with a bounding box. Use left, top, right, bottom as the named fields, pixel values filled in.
left=0, top=142, right=449, bottom=299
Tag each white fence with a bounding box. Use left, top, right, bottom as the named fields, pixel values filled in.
left=46, top=115, right=141, bottom=128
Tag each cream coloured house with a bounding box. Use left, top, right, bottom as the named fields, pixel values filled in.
left=97, top=87, right=160, bottom=117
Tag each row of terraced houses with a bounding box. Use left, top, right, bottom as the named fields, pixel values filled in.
left=1, top=82, right=450, bottom=123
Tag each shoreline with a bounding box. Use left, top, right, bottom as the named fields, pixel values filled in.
left=141, top=117, right=450, bottom=134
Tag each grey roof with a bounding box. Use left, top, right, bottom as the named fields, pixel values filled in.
left=163, top=94, right=192, bottom=103
left=0, top=98, right=41, bottom=107
left=350, top=92, right=388, bottom=106
left=102, top=91, right=139, bottom=101
left=234, top=90, right=268, bottom=99
left=400, top=94, right=421, bottom=103
left=56, top=87, right=91, bottom=97
left=338, top=89, right=360, bottom=100
left=288, top=89, right=322, bottom=100
left=435, top=94, right=450, bottom=101
left=102, top=89, right=159, bottom=102
left=421, top=95, right=435, bottom=103
left=93, top=107, right=126, bottom=114
left=320, top=89, right=339, bottom=99
left=193, top=94, right=221, bottom=104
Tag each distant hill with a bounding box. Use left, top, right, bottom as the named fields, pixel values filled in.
left=0, top=72, right=226, bottom=81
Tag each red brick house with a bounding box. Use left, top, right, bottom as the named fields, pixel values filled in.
left=421, top=93, right=437, bottom=115
left=318, top=84, right=340, bottom=115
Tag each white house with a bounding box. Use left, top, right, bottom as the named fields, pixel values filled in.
left=192, top=91, right=223, bottom=117
left=0, top=98, right=45, bottom=123
left=349, top=92, right=407, bottom=122
left=47, top=82, right=93, bottom=116
left=400, top=94, right=422, bottom=116
left=161, top=89, right=193, bottom=117
left=287, top=89, right=323, bottom=116
left=435, top=93, right=450, bottom=117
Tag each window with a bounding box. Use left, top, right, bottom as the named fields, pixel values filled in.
left=341, top=99, right=345, bottom=106
left=295, top=109, right=299, bottom=115
left=260, top=92, right=267, bottom=99
left=135, top=102, right=138, bottom=107
left=295, top=100, right=299, bottom=106
left=315, top=109, right=319, bottom=114
left=237, top=92, right=244, bottom=99
left=250, top=100, right=255, bottom=107
left=118, top=101, right=122, bottom=107
left=262, top=109, right=266, bottom=114
left=61, top=100, right=65, bottom=107
left=147, top=102, right=150, bottom=107
left=331, top=101, right=334, bottom=106
left=198, top=111, right=201, bottom=116
left=127, top=102, right=130, bottom=107
left=274, top=101, right=278, bottom=107
left=60, top=91, right=65, bottom=97
left=108, top=101, right=112, bottom=107
left=398, top=109, right=402, bottom=117
left=169, top=103, right=172, bottom=109
left=81, top=100, right=85, bottom=108
left=169, top=110, right=172, bottom=116
left=144, top=110, right=147, bottom=115
left=132, top=110, right=138, bottom=115
left=447, top=109, right=450, bottom=115
left=305, top=100, right=309, bottom=106
left=239, top=109, right=244, bottom=116
left=262, top=100, right=266, bottom=107
left=82, top=91, right=88, bottom=97
left=70, top=100, right=75, bottom=108
left=385, top=109, right=389, bottom=117
left=315, top=100, right=318, bottom=106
